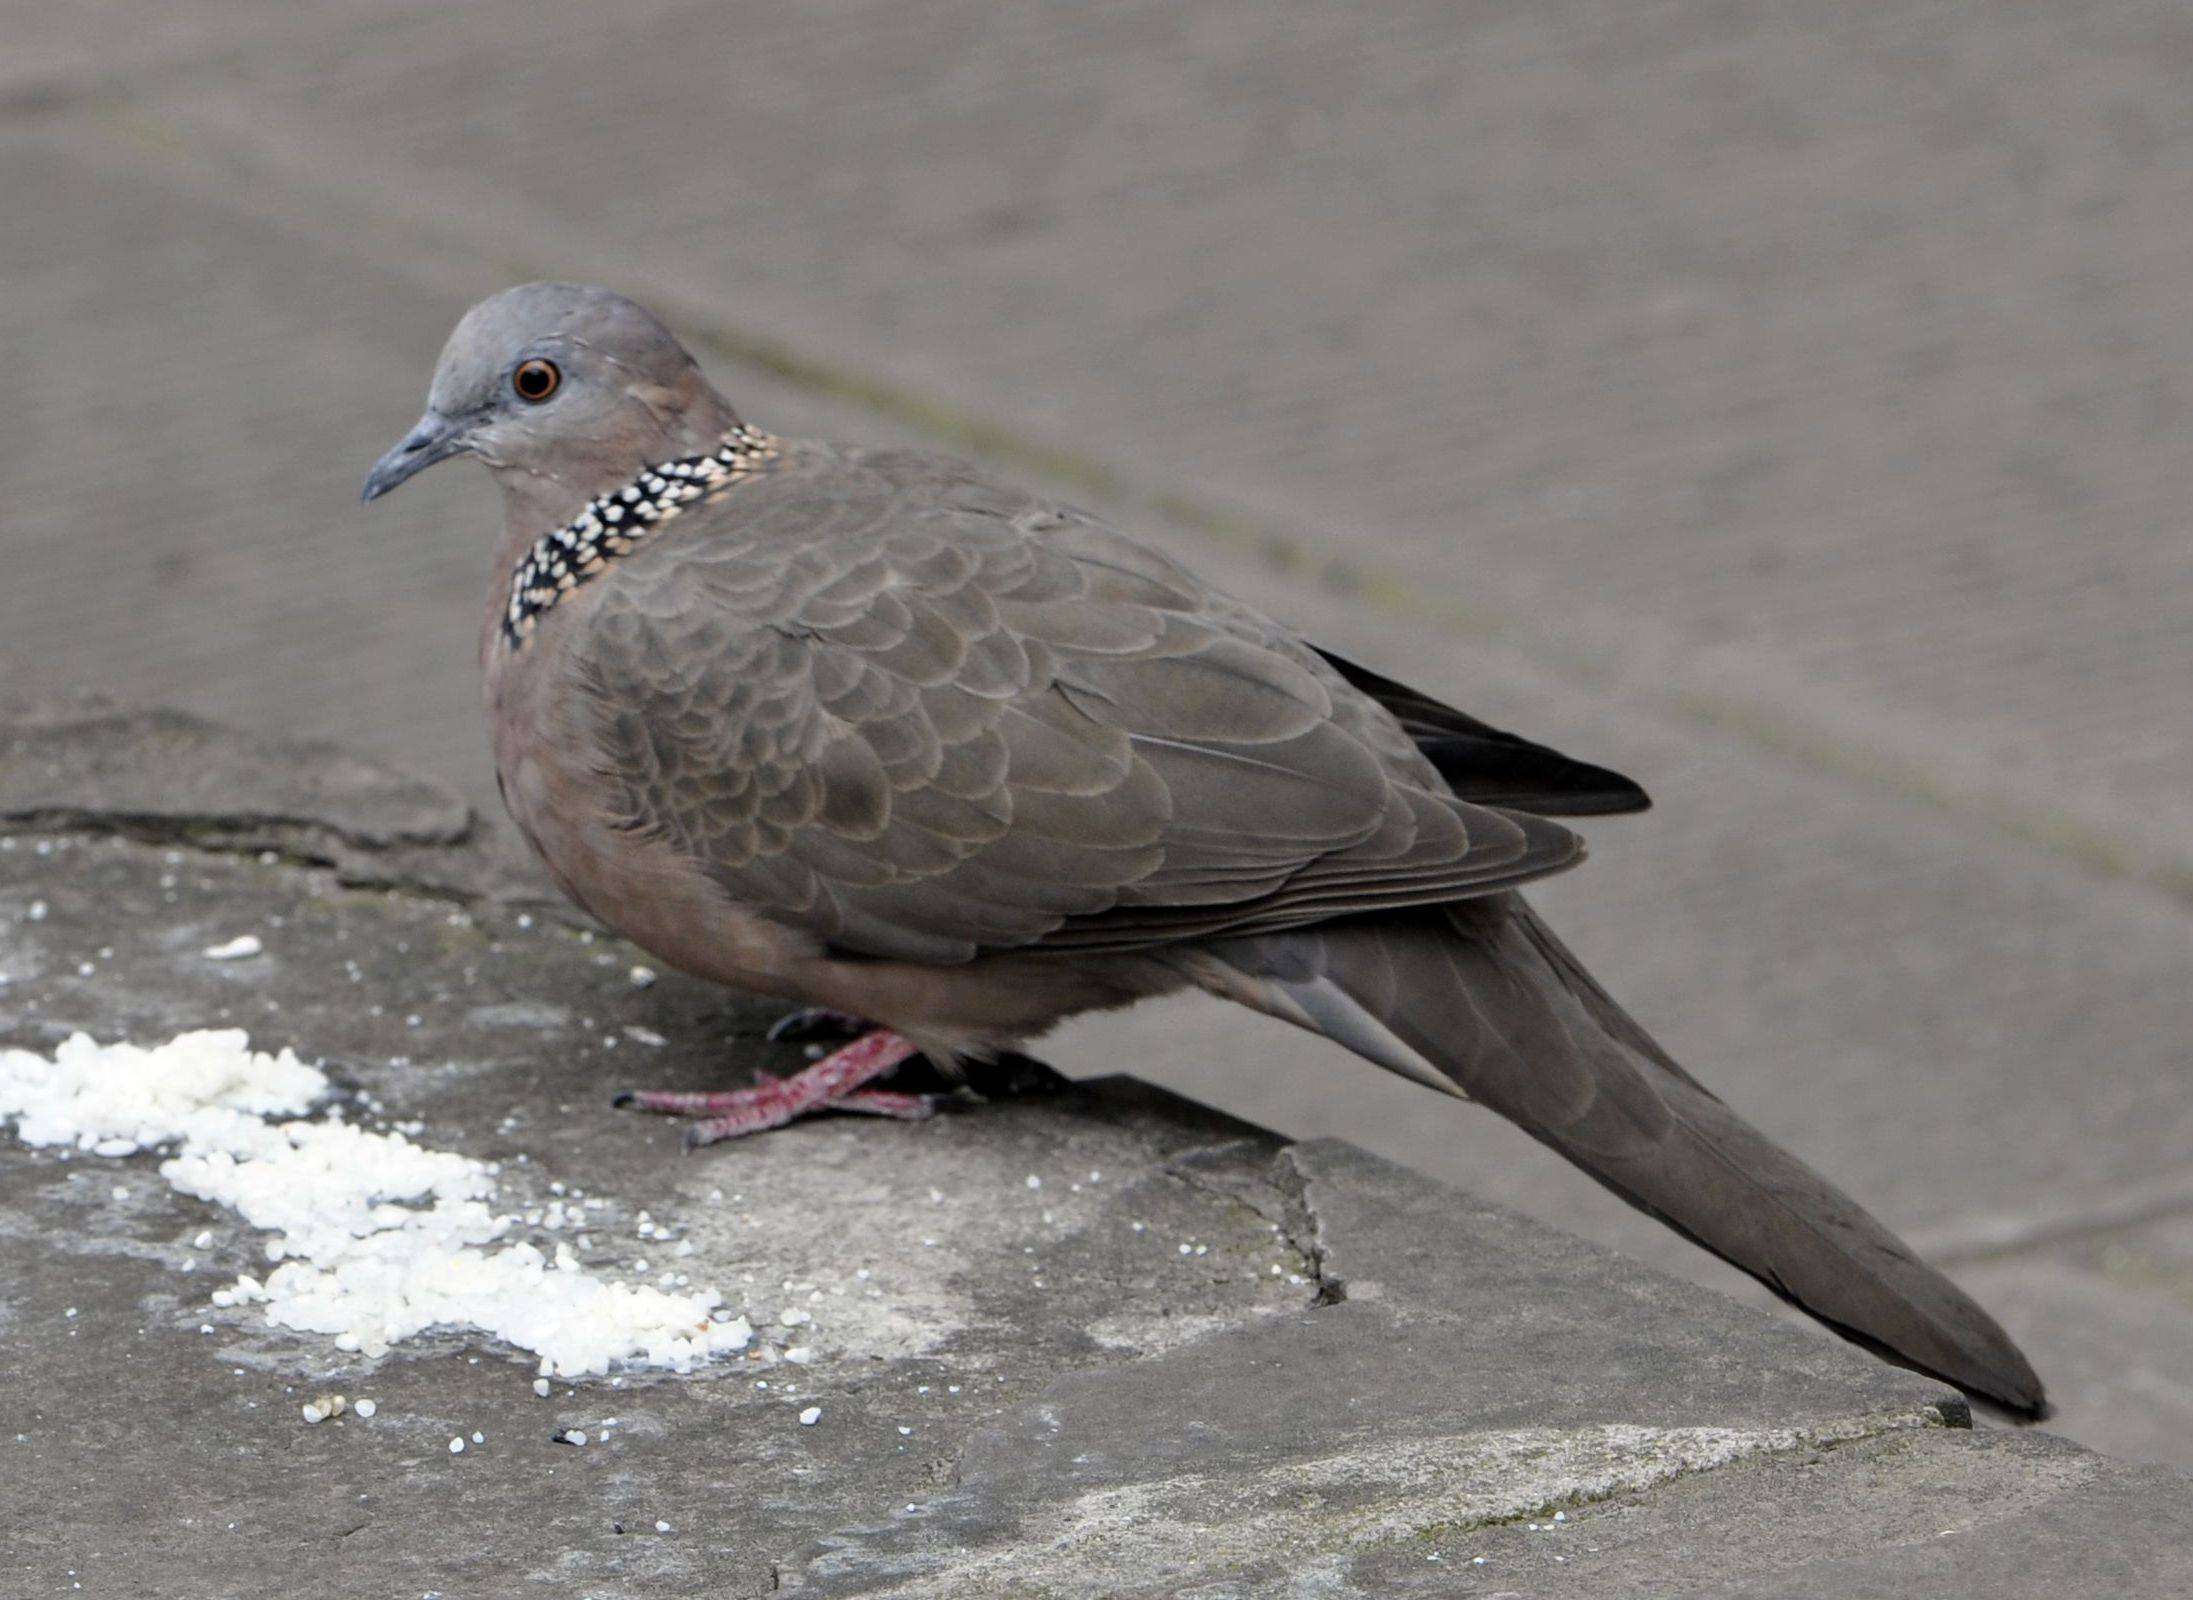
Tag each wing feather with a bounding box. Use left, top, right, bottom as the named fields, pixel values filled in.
left=575, top=444, right=1586, bottom=964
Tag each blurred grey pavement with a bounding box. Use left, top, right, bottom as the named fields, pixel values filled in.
left=4, top=0, right=2190, bottom=1466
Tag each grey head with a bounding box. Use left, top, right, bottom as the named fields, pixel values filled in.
left=361, top=284, right=739, bottom=515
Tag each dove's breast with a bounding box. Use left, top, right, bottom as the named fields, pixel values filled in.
left=483, top=579, right=810, bottom=991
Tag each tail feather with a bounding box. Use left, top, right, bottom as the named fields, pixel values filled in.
left=1197, top=894, right=2048, bottom=1418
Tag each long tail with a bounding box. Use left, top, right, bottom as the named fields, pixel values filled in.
left=1195, top=894, right=2047, bottom=1417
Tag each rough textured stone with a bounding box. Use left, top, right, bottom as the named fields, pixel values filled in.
left=799, top=1140, right=1953, bottom=1596
left=0, top=701, right=468, bottom=845
left=4, top=713, right=2185, bottom=1598
left=1399, top=1430, right=2193, bottom=1600
left=0, top=699, right=548, bottom=909
left=0, top=717, right=1313, bottom=1598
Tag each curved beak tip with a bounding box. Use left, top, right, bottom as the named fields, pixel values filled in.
left=361, top=412, right=469, bottom=504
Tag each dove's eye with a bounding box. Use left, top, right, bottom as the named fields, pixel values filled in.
left=512, top=359, right=561, bottom=403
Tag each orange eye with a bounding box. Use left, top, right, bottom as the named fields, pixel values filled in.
left=512, top=358, right=561, bottom=402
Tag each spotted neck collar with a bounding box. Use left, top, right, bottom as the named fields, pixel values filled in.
left=501, top=425, right=780, bottom=645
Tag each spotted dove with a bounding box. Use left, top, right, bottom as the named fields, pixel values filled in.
left=363, top=283, right=2046, bottom=1417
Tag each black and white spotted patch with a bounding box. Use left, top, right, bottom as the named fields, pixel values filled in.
left=502, top=425, right=779, bottom=644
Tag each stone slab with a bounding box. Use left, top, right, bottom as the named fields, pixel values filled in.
left=15, top=711, right=2176, bottom=1598
left=0, top=701, right=468, bottom=847
left=1456, top=1430, right=2193, bottom=1600
left=0, top=716, right=1315, bottom=1597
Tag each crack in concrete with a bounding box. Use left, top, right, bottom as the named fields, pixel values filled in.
left=1157, top=1138, right=1337, bottom=1306
left=4, top=808, right=462, bottom=868
left=0, top=801, right=473, bottom=854
left=1270, top=1144, right=1348, bottom=1308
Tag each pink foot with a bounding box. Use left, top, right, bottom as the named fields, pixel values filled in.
left=830, top=1089, right=937, bottom=1120
left=615, top=1030, right=929, bottom=1147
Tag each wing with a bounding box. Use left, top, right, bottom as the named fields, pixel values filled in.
left=575, top=445, right=1586, bottom=964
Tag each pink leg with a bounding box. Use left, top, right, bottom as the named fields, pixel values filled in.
left=616, top=1030, right=926, bottom=1147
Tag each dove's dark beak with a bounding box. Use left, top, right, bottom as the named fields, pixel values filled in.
left=361, top=410, right=472, bottom=503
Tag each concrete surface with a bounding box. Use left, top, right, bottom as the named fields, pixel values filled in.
left=2, top=0, right=2189, bottom=1473
left=5, top=707, right=2190, bottom=1597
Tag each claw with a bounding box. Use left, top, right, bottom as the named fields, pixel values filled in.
left=621, top=1029, right=922, bottom=1145
left=830, top=1089, right=937, bottom=1121
left=765, top=1006, right=869, bottom=1044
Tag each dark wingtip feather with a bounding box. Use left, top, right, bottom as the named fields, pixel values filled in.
left=1414, top=735, right=1652, bottom=816
left=1310, top=645, right=1652, bottom=817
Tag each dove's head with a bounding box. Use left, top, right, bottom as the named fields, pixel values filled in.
left=362, top=284, right=739, bottom=515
